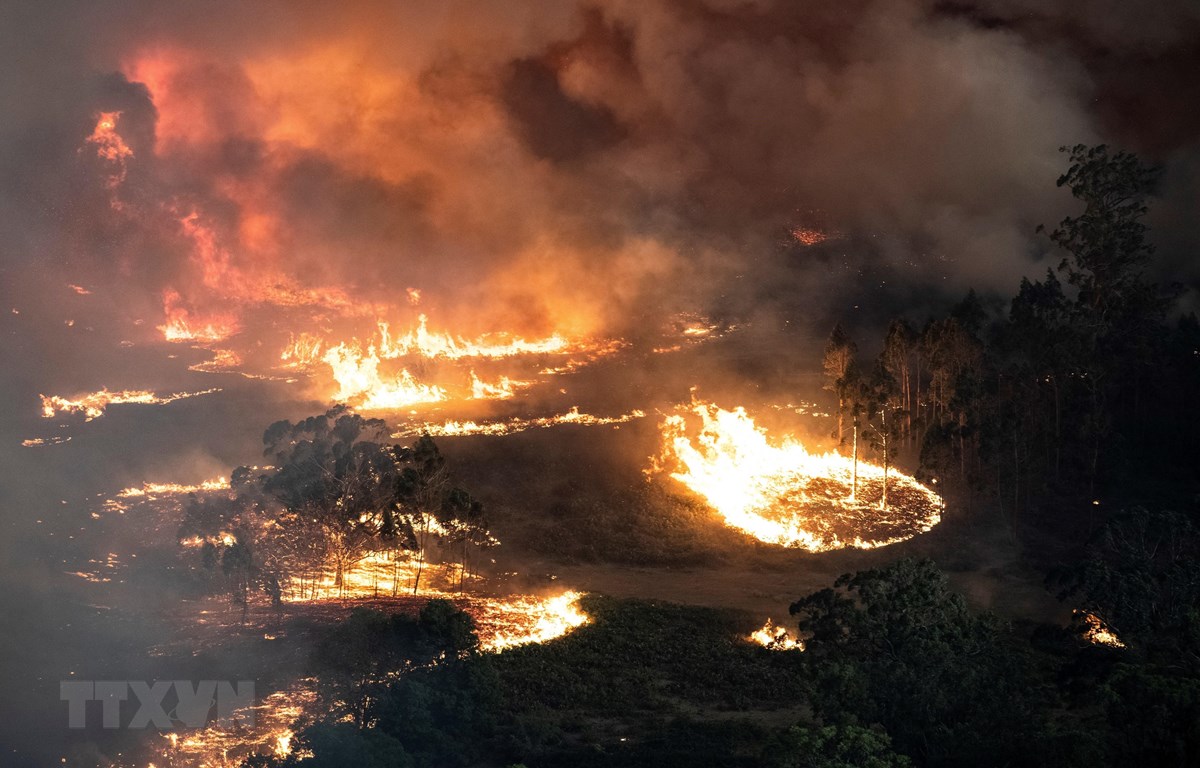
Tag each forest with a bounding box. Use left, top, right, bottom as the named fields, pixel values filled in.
left=167, top=145, right=1200, bottom=767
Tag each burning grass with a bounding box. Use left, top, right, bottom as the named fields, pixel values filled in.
left=653, top=400, right=943, bottom=551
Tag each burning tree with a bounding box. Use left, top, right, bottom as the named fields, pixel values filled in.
left=178, top=407, right=490, bottom=605
left=394, top=435, right=487, bottom=595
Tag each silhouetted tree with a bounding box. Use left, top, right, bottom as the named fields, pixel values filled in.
left=823, top=324, right=857, bottom=444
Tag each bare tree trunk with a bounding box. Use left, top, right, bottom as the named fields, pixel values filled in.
left=459, top=540, right=468, bottom=593
left=851, top=422, right=859, bottom=500
left=880, top=409, right=889, bottom=511
left=412, top=516, right=429, bottom=595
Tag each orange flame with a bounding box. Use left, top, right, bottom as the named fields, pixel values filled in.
left=654, top=400, right=942, bottom=551
left=40, top=387, right=221, bottom=421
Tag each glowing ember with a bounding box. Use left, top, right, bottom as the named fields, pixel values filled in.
left=748, top=619, right=803, bottom=651
left=40, top=387, right=221, bottom=421
left=653, top=400, right=942, bottom=551
left=21, top=436, right=72, bottom=447
left=1078, top=610, right=1126, bottom=649
left=790, top=226, right=830, bottom=246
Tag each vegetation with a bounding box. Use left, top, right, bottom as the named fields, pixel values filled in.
left=822, top=145, right=1195, bottom=529
left=181, top=407, right=489, bottom=609
left=237, top=145, right=1200, bottom=767
left=244, top=544, right=1200, bottom=768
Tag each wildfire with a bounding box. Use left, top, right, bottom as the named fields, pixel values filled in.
left=1077, top=610, right=1126, bottom=649
left=469, top=370, right=528, bottom=400
left=149, top=591, right=588, bottom=767
left=276, top=552, right=588, bottom=650
left=375, top=315, right=571, bottom=360
left=390, top=407, right=647, bottom=438
left=323, top=343, right=448, bottom=409
left=188, top=349, right=242, bottom=372
left=478, top=591, right=589, bottom=651
left=118, top=477, right=230, bottom=498
left=153, top=684, right=317, bottom=768
left=303, top=314, right=615, bottom=409
left=653, top=400, right=943, bottom=551
left=40, top=387, right=221, bottom=421
left=21, top=436, right=72, bottom=447
left=279, top=332, right=325, bottom=369
left=748, top=619, right=803, bottom=651
left=158, top=290, right=239, bottom=343
left=84, top=111, right=133, bottom=195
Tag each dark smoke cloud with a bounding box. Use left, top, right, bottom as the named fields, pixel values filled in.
left=4, top=0, right=1195, bottom=347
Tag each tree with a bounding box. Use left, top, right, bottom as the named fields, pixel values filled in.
left=1040, top=145, right=1167, bottom=491
left=862, top=362, right=901, bottom=510
left=823, top=324, right=857, bottom=444
left=1044, top=144, right=1160, bottom=319
left=178, top=408, right=488, bottom=604
left=1048, top=507, right=1200, bottom=642
left=841, top=363, right=867, bottom=499
left=790, top=559, right=1049, bottom=766
left=765, top=724, right=911, bottom=768
left=881, top=319, right=916, bottom=445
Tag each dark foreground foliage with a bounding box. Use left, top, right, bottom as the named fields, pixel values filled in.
left=246, top=533, right=1200, bottom=768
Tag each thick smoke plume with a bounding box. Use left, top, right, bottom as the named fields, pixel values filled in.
left=4, top=0, right=1194, bottom=356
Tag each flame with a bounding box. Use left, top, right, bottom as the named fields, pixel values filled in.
left=653, top=400, right=942, bottom=551
left=158, top=289, right=239, bottom=343
left=479, top=591, right=589, bottom=651
left=21, top=436, right=72, bottom=447
left=277, top=551, right=588, bottom=650
left=391, top=407, right=647, bottom=438
left=40, top=387, right=221, bottom=421
left=322, top=343, right=447, bottom=409
left=118, top=477, right=230, bottom=498
left=149, top=592, right=588, bottom=766
left=188, top=349, right=243, bottom=372
left=279, top=332, right=325, bottom=368
left=1078, top=610, right=1125, bottom=649
left=469, top=371, right=527, bottom=400
left=153, top=684, right=317, bottom=768
left=305, top=315, right=610, bottom=408
left=84, top=111, right=133, bottom=196
left=373, top=315, right=571, bottom=360
left=748, top=619, right=803, bottom=651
